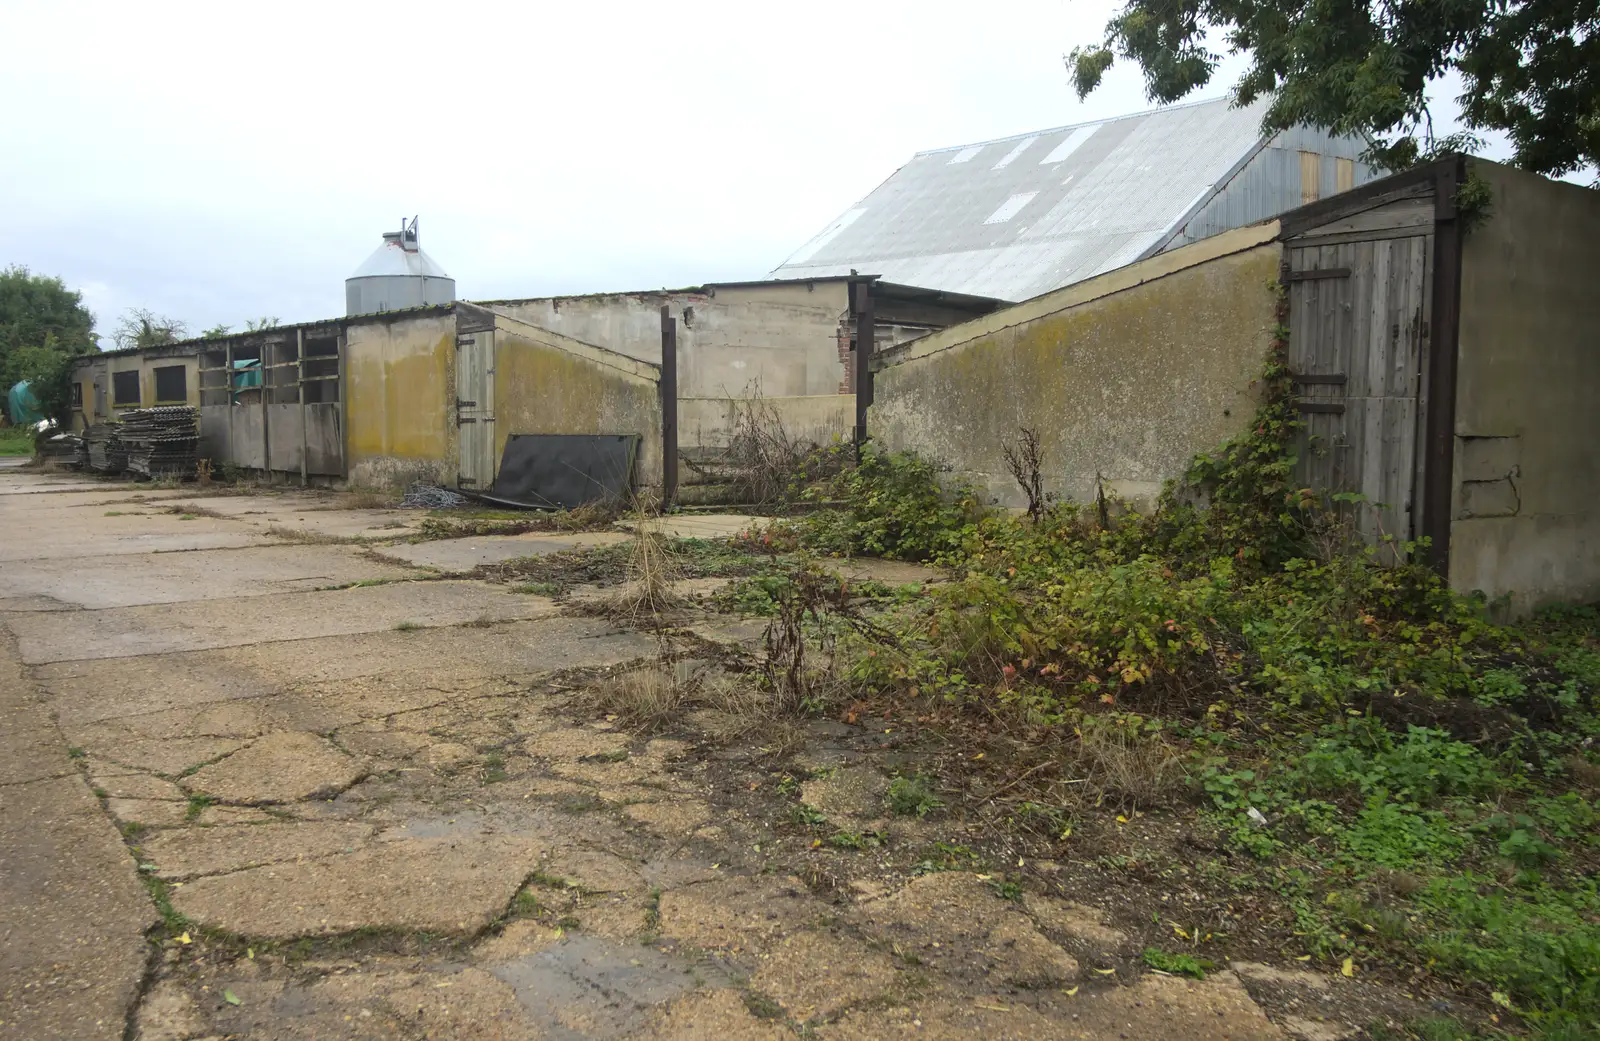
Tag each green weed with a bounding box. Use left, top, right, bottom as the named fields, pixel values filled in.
left=1142, top=948, right=1215, bottom=979
left=886, top=774, right=943, bottom=818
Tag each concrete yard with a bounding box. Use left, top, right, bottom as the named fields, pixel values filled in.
left=1, top=466, right=1326, bottom=1040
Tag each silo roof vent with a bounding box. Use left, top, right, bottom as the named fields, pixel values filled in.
left=349, top=216, right=451, bottom=280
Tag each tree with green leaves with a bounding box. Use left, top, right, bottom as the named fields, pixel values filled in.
left=0, top=267, right=98, bottom=428
left=1068, top=0, right=1599, bottom=179
left=0, top=266, right=96, bottom=378
left=112, top=308, right=188, bottom=351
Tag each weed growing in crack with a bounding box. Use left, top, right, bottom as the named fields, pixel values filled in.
left=1142, top=948, right=1215, bottom=979
left=185, top=795, right=215, bottom=821
left=886, top=774, right=943, bottom=818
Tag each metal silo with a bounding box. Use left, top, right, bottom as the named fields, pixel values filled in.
left=345, top=217, right=456, bottom=316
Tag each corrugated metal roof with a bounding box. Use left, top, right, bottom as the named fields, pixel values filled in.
left=771, top=96, right=1280, bottom=302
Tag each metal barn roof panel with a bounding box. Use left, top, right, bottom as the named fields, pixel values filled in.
left=771, top=96, right=1274, bottom=302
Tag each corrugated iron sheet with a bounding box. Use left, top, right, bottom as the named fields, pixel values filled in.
left=771, top=96, right=1372, bottom=303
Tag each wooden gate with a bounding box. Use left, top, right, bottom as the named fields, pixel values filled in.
left=1285, top=228, right=1432, bottom=560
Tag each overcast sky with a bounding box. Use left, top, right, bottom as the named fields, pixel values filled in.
left=0, top=0, right=1510, bottom=343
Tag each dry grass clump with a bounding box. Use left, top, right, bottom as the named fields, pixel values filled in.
left=584, top=665, right=687, bottom=728
left=343, top=489, right=393, bottom=510
left=599, top=514, right=684, bottom=621
left=1070, top=719, right=1188, bottom=810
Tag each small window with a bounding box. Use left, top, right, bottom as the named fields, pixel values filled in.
left=112, top=370, right=141, bottom=406
left=71, top=382, right=83, bottom=407
left=154, top=365, right=187, bottom=403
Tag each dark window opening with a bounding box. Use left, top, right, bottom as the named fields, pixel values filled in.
left=154, top=365, right=187, bottom=402
left=112, top=370, right=141, bottom=406
left=71, top=382, right=83, bottom=407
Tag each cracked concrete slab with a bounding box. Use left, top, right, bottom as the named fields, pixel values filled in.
left=860, top=872, right=1079, bottom=985
left=183, top=732, right=365, bottom=804
left=382, top=530, right=630, bottom=571
left=171, top=834, right=548, bottom=937
left=10, top=580, right=558, bottom=663
left=488, top=932, right=716, bottom=1039
left=0, top=501, right=267, bottom=562
left=139, top=821, right=373, bottom=879
left=0, top=642, right=152, bottom=1041
left=750, top=930, right=901, bottom=1021
left=39, top=616, right=659, bottom=726
left=0, top=544, right=419, bottom=610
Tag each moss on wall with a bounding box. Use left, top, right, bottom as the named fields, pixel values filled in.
left=872, top=242, right=1282, bottom=509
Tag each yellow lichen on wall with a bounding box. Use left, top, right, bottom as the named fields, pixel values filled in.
left=494, top=327, right=662, bottom=485
left=344, top=314, right=456, bottom=486
left=872, top=242, right=1282, bottom=509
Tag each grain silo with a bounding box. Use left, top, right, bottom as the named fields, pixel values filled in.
left=345, top=217, right=456, bottom=316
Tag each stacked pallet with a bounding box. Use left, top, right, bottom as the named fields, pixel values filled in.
left=84, top=424, right=126, bottom=474
left=120, top=406, right=199, bottom=478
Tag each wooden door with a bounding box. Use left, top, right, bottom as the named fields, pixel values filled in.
left=1286, top=234, right=1431, bottom=559
left=455, top=330, right=497, bottom=491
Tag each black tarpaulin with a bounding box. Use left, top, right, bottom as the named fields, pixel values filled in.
left=487, top=433, right=640, bottom=509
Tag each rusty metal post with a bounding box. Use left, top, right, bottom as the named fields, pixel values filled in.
left=853, top=279, right=875, bottom=448
left=659, top=305, right=678, bottom=509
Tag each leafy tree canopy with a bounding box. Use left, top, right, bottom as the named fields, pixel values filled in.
left=0, top=266, right=97, bottom=373
left=1068, top=0, right=1600, bottom=179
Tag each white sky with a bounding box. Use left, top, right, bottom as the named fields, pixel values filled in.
left=0, top=0, right=1509, bottom=342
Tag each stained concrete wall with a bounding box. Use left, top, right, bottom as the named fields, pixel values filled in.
left=493, top=313, right=663, bottom=492
left=1449, top=161, right=1600, bottom=610
left=678, top=395, right=854, bottom=453
left=872, top=224, right=1283, bottom=508
left=344, top=312, right=458, bottom=489
left=70, top=350, right=202, bottom=430
left=482, top=280, right=851, bottom=398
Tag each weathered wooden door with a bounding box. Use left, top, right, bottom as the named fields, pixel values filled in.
left=455, top=330, right=496, bottom=491
left=1285, top=232, right=1432, bottom=559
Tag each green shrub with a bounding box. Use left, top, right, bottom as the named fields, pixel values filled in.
left=802, top=446, right=983, bottom=561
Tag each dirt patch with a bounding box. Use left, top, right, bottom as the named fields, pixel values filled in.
left=800, top=765, right=888, bottom=827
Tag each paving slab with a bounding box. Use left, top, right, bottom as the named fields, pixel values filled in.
left=171, top=834, right=548, bottom=937
left=0, top=640, right=152, bottom=1041
left=183, top=732, right=366, bottom=804
left=619, top=513, right=763, bottom=539
left=0, top=544, right=419, bottom=610
left=139, top=821, right=374, bottom=879
left=38, top=616, right=660, bottom=727
left=9, top=580, right=557, bottom=663
left=382, top=530, right=631, bottom=571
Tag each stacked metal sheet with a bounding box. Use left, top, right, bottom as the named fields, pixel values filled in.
left=84, top=424, right=126, bottom=474
left=119, top=406, right=199, bottom=478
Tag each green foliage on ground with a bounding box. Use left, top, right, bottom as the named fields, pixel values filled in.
left=0, top=425, right=34, bottom=456
left=777, top=344, right=1600, bottom=1036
